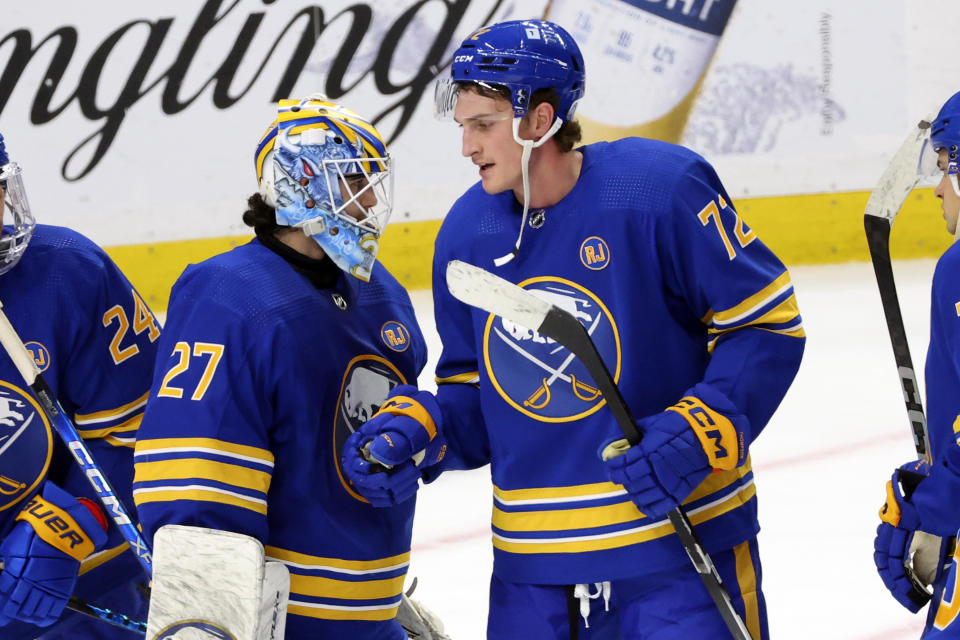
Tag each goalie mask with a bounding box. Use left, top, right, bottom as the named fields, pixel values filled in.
left=255, top=96, right=393, bottom=282
left=0, top=133, right=35, bottom=276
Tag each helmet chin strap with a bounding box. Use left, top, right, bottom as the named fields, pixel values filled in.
left=950, top=172, right=960, bottom=242
left=493, top=116, right=564, bottom=267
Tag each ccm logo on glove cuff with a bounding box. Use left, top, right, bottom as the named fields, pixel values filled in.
left=15, top=495, right=96, bottom=561
left=666, top=396, right=744, bottom=471
left=374, top=396, right=437, bottom=439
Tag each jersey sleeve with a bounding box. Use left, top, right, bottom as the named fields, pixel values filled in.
left=657, top=157, right=805, bottom=442
left=429, top=229, right=491, bottom=473
left=56, top=248, right=161, bottom=515
left=133, top=272, right=279, bottom=544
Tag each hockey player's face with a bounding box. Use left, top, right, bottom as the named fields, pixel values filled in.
left=935, top=149, right=960, bottom=235
left=454, top=89, right=521, bottom=195
left=338, top=175, right=377, bottom=221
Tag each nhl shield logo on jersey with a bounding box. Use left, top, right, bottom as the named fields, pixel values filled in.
left=24, top=341, right=51, bottom=373
left=0, top=380, right=53, bottom=512
left=483, top=277, right=621, bottom=422
left=580, top=236, right=611, bottom=270
left=380, top=321, right=411, bottom=352
left=334, top=356, right=408, bottom=500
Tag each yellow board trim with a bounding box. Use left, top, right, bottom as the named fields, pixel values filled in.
left=103, top=189, right=948, bottom=313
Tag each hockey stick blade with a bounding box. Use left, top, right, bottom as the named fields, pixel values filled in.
left=864, top=115, right=934, bottom=224
left=445, top=260, right=753, bottom=640
left=0, top=300, right=153, bottom=576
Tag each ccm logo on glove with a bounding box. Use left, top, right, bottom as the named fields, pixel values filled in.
left=15, top=495, right=97, bottom=561
left=666, top=396, right=745, bottom=470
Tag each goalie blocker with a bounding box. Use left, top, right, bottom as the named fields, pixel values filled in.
left=146, top=526, right=289, bottom=640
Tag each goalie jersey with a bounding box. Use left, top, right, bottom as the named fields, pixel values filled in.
left=432, top=138, right=805, bottom=584
left=0, top=224, right=158, bottom=638
left=134, top=239, right=426, bottom=639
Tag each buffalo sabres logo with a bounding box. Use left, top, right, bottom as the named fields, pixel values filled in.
left=24, top=341, right=51, bottom=373
left=334, top=356, right=407, bottom=500
left=152, top=620, right=236, bottom=639
left=0, top=380, right=53, bottom=511
left=380, top=321, right=410, bottom=352
left=483, top=277, right=621, bottom=422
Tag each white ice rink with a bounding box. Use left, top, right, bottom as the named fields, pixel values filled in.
left=405, top=259, right=941, bottom=639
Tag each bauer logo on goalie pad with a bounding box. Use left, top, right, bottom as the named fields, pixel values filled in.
left=482, top=277, right=621, bottom=422
left=0, top=380, right=53, bottom=512
left=334, top=355, right=408, bottom=500
left=152, top=620, right=235, bottom=639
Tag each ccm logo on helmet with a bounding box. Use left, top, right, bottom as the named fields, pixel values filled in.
left=454, top=55, right=473, bottom=63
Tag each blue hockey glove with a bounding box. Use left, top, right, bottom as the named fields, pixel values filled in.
left=600, top=385, right=748, bottom=520
left=342, top=386, right=446, bottom=508
left=874, top=460, right=934, bottom=613
left=0, top=481, right=108, bottom=627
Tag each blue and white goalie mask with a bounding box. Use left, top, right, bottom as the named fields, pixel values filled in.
left=255, top=97, right=394, bottom=282
left=0, top=133, right=36, bottom=276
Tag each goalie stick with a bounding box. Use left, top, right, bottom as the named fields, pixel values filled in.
left=864, top=114, right=936, bottom=466
left=445, top=259, right=753, bottom=640
left=67, top=595, right=146, bottom=635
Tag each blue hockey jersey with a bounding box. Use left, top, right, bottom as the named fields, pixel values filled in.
left=0, top=224, right=158, bottom=639
left=431, top=138, right=805, bottom=584
left=134, top=239, right=427, bottom=639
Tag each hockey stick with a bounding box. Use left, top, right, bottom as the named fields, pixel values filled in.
left=863, top=115, right=938, bottom=607
left=445, top=260, right=753, bottom=640
left=68, top=595, right=146, bottom=635
left=864, top=114, right=936, bottom=465
left=0, top=300, right=153, bottom=576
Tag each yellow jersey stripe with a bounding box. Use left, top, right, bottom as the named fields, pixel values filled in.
left=135, top=438, right=275, bottom=466
left=74, top=391, right=149, bottom=425
left=289, top=574, right=405, bottom=600
left=134, top=459, right=271, bottom=494
left=711, top=271, right=793, bottom=326
left=494, top=466, right=749, bottom=531
left=708, top=294, right=801, bottom=334
left=133, top=486, right=267, bottom=515
left=734, top=541, right=763, bottom=640
left=493, top=481, right=756, bottom=554
left=265, top=547, right=410, bottom=574
left=79, top=542, right=130, bottom=576
left=103, top=435, right=136, bottom=448
left=77, top=413, right=142, bottom=440
left=287, top=601, right=399, bottom=621
left=436, top=371, right=480, bottom=385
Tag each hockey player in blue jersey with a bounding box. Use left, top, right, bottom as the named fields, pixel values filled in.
left=0, top=132, right=157, bottom=638
left=874, top=91, right=960, bottom=637
left=343, top=19, right=804, bottom=639
left=133, top=97, right=449, bottom=639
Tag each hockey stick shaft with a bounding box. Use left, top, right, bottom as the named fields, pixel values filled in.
left=863, top=115, right=935, bottom=464
left=446, top=260, right=753, bottom=640
left=68, top=595, right=146, bottom=635
left=0, top=300, right=153, bottom=575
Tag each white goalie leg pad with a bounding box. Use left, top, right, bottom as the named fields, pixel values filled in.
left=146, top=525, right=289, bottom=640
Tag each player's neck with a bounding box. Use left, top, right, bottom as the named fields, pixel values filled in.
left=275, top=227, right=327, bottom=260
left=513, top=146, right=583, bottom=209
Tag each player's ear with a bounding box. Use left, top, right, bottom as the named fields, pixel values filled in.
left=531, top=101, right=555, bottom=138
